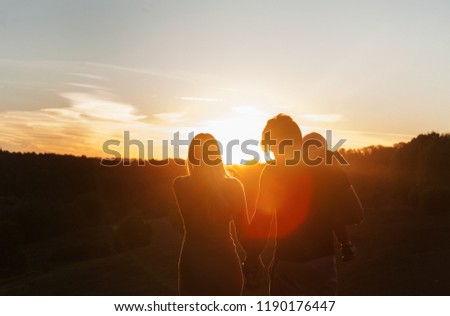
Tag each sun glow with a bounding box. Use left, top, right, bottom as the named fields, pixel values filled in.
left=199, top=107, right=270, bottom=165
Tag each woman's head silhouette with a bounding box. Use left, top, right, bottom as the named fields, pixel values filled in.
left=187, top=133, right=228, bottom=179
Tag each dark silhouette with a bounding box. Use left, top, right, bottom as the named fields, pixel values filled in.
left=172, top=133, right=249, bottom=295
left=303, top=132, right=359, bottom=262
left=244, top=114, right=363, bottom=295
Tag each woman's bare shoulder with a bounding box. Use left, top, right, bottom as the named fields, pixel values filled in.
left=173, top=175, right=190, bottom=191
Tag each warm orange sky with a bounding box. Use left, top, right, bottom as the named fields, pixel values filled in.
left=1, top=1, right=449, bottom=163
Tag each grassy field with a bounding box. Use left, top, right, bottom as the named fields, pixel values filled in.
left=1, top=204, right=449, bottom=296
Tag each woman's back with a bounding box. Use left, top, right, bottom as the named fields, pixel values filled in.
left=173, top=175, right=246, bottom=295
left=176, top=176, right=234, bottom=244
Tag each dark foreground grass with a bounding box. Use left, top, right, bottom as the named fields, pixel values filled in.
left=1, top=205, right=449, bottom=296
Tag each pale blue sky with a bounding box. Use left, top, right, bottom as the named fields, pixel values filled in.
left=1, top=0, right=449, bottom=159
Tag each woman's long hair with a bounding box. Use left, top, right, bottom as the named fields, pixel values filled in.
left=186, top=133, right=230, bottom=217
left=187, top=133, right=229, bottom=180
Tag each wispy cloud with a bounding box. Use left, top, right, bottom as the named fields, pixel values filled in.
left=154, top=112, right=187, bottom=124
left=0, top=92, right=154, bottom=156
left=52, top=93, right=147, bottom=122
left=65, top=82, right=109, bottom=91
left=69, top=72, right=107, bottom=81
left=305, top=128, right=416, bottom=150
left=179, top=96, right=223, bottom=102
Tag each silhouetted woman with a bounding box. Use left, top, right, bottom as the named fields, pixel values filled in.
left=173, top=133, right=249, bottom=295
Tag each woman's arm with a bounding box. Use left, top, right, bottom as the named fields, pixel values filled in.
left=229, top=178, right=250, bottom=249
left=172, top=176, right=187, bottom=231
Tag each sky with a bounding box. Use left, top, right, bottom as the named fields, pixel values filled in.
left=1, top=0, right=449, bottom=162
